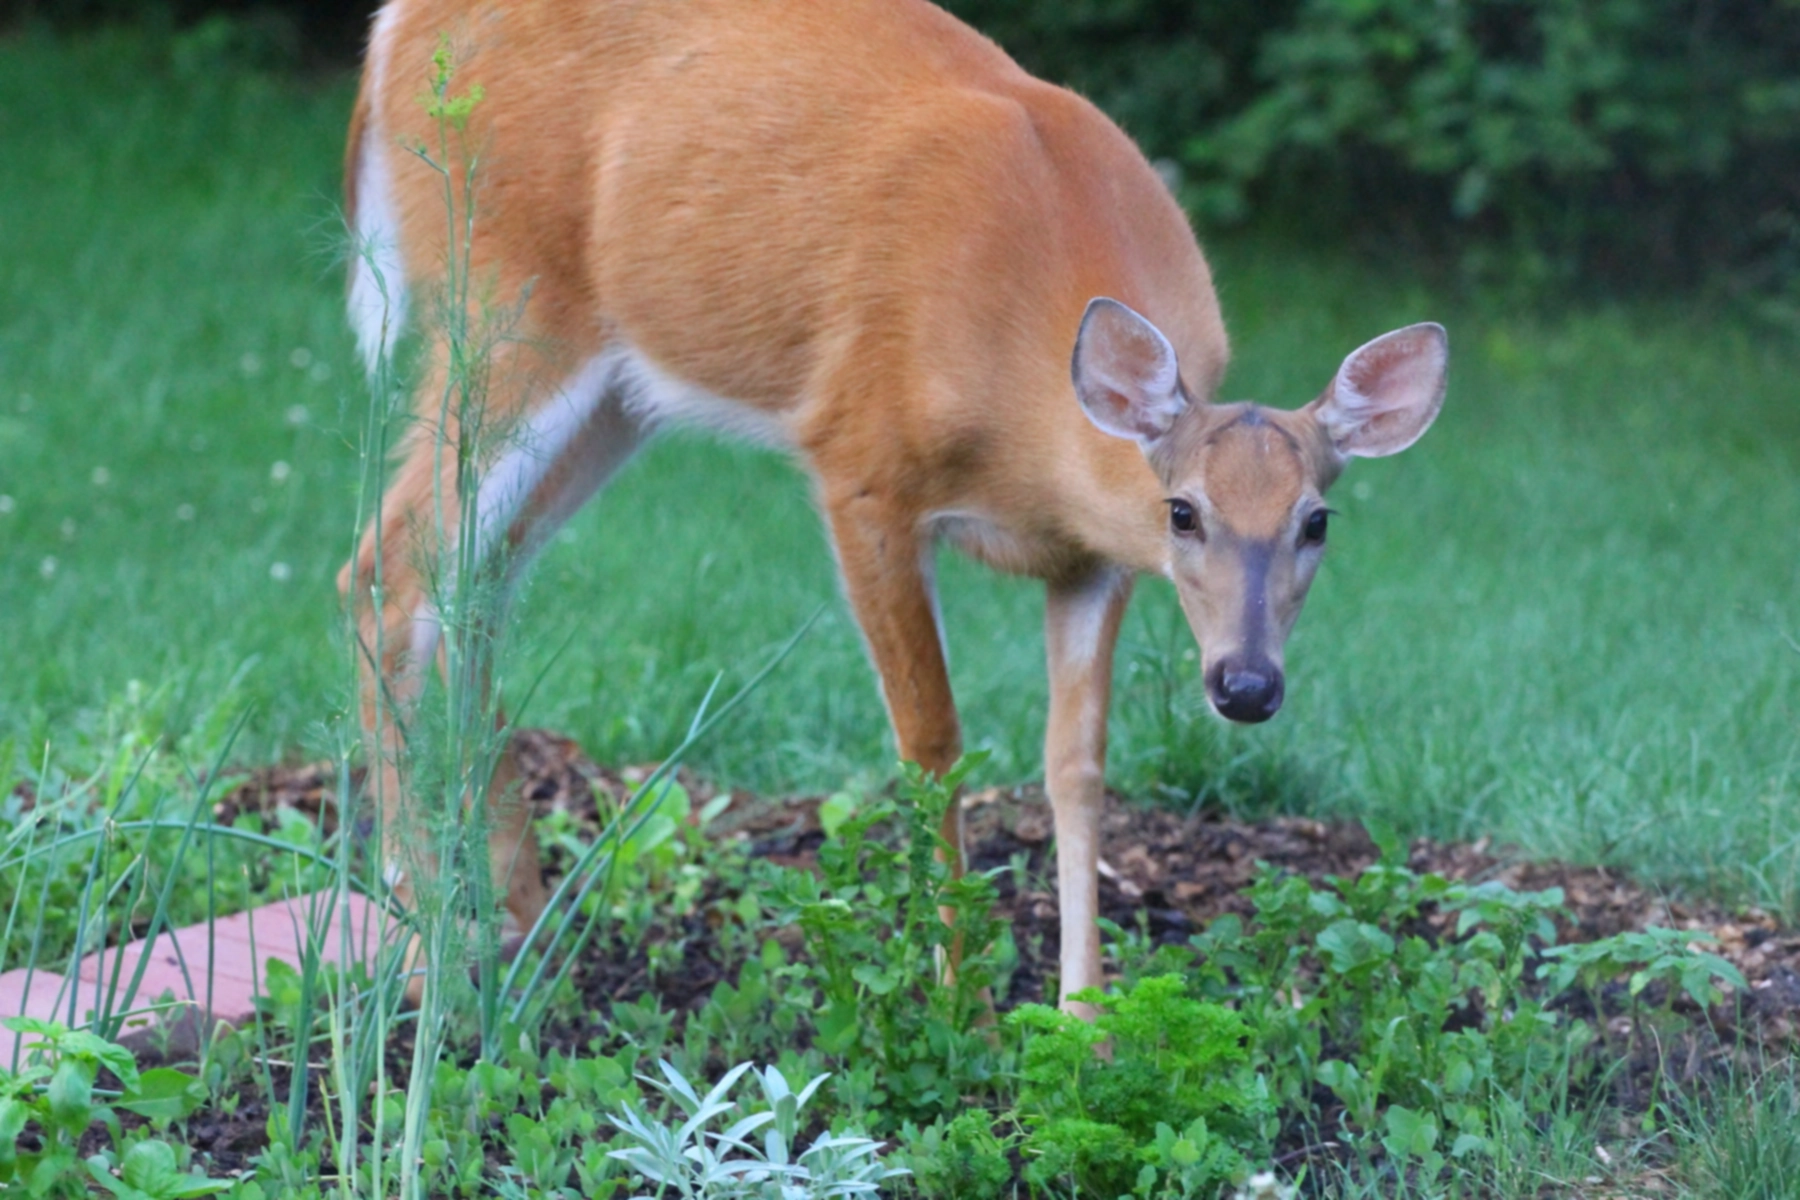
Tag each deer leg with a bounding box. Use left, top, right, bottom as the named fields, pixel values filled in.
left=1043, top=568, right=1133, bottom=1017
left=342, top=408, right=455, bottom=958
left=341, top=346, right=642, bottom=993
left=476, top=359, right=643, bottom=935
left=821, top=491, right=968, bottom=917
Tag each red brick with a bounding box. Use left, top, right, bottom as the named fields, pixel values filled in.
left=0, top=968, right=88, bottom=1067
left=72, top=891, right=386, bottom=1030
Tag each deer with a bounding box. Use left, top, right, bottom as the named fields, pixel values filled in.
left=341, top=0, right=1448, bottom=1014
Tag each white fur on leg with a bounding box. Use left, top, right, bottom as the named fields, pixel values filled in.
left=1043, top=569, right=1130, bottom=1011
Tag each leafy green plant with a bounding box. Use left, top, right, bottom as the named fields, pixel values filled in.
left=681, top=941, right=820, bottom=1082
left=763, top=756, right=1009, bottom=1129
left=249, top=1037, right=643, bottom=1200
left=1539, top=926, right=1746, bottom=1013
left=1185, top=859, right=1581, bottom=1173
left=1007, top=975, right=1269, bottom=1199
left=0, top=1017, right=214, bottom=1199
left=894, top=1110, right=1016, bottom=1200
left=1538, top=925, right=1747, bottom=1073
left=86, top=1141, right=231, bottom=1200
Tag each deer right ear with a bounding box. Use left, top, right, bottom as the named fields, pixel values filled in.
left=1308, top=323, right=1449, bottom=459
left=1071, top=298, right=1188, bottom=445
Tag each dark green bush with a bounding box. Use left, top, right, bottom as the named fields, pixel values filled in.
left=947, top=0, right=1800, bottom=294
left=13, top=0, right=1798, bottom=291
left=940, top=0, right=1292, bottom=171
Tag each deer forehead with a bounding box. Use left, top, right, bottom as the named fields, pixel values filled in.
left=1169, top=408, right=1318, bottom=539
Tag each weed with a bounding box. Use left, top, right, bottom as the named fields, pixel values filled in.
left=1540, top=926, right=1746, bottom=1020
left=1672, top=1062, right=1800, bottom=1198
left=763, top=756, right=1010, bottom=1129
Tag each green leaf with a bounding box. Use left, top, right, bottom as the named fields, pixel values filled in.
left=1451, top=1132, right=1490, bottom=1159
left=120, top=1068, right=208, bottom=1125
left=0, top=1097, right=28, bottom=1164
left=87, top=1152, right=134, bottom=1198
left=1442, top=1055, right=1475, bottom=1096
left=35, top=1148, right=83, bottom=1197
left=121, top=1140, right=184, bottom=1196
left=55, top=1028, right=140, bottom=1090
left=852, top=964, right=897, bottom=995
left=1382, top=1106, right=1439, bottom=1160
left=0, top=1016, right=59, bottom=1037
left=46, top=1059, right=94, bottom=1135
left=818, top=791, right=859, bottom=839
left=816, top=1000, right=860, bottom=1054
left=89, top=1140, right=229, bottom=1200
left=1316, top=920, right=1394, bottom=973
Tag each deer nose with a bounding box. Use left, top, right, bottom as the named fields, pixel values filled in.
left=1207, top=658, right=1284, bottom=724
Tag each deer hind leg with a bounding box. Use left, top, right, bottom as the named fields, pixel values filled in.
left=1043, top=568, right=1133, bottom=1016
left=341, top=346, right=645, bottom=985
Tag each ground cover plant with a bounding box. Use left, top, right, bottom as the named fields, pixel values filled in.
left=3, top=16, right=1799, bottom=1200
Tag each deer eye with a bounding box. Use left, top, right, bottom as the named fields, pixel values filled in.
left=1302, top=509, right=1329, bottom=545
left=1168, top=499, right=1201, bottom=537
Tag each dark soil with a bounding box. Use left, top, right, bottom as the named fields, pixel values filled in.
left=173, top=729, right=1800, bottom=1178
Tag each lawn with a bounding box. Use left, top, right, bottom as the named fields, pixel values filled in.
left=4, top=30, right=1795, bottom=914
left=5, top=22, right=1800, bottom=1200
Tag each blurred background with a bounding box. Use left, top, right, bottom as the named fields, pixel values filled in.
left=10, top=0, right=1800, bottom=302
left=1, top=0, right=1796, bottom=912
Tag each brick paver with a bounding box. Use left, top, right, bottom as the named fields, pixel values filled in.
left=0, top=968, right=84, bottom=1067
left=0, top=891, right=385, bottom=1065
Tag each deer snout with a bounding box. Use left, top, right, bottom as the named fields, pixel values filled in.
left=1206, top=657, right=1284, bottom=724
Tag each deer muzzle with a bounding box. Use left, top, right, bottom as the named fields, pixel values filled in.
left=1206, top=655, right=1285, bottom=724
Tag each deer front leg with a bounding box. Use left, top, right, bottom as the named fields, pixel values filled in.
left=822, top=492, right=967, bottom=881
left=1043, top=568, right=1133, bottom=1017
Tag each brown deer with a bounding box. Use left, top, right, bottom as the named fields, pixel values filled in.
left=342, top=0, right=1448, bottom=1011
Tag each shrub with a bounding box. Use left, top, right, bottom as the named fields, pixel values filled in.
left=1007, top=976, right=1270, bottom=1198
left=946, top=0, right=1800, bottom=295
left=762, top=758, right=1010, bottom=1131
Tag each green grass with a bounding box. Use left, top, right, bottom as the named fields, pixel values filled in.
left=2, top=30, right=1797, bottom=917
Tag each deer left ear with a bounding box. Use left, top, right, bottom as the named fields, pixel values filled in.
left=1308, top=323, right=1448, bottom=458
left=1071, top=297, right=1189, bottom=446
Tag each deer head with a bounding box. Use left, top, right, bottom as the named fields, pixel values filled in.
left=1073, top=297, right=1448, bottom=723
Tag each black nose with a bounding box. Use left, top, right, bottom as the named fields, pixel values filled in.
left=1207, top=659, right=1284, bottom=724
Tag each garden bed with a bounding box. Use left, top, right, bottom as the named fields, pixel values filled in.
left=176, top=728, right=1800, bottom=1192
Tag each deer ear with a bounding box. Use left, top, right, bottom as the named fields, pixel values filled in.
left=1309, top=323, right=1448, bottom=458
left=1071, top=297, right=1189, bottom=445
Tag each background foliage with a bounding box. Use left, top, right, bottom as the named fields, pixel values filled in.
left=11, top=0, right=1799, bottom=300
left=946, top=0, right=1800, bottom=300
left=10, top=0, right=1797, bottom=296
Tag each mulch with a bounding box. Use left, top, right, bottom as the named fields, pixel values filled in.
left=210, top=728, right=1800, bottom=1041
